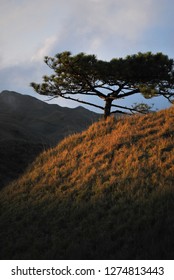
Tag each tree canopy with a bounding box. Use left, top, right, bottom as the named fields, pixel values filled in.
left=31, top=51, right=174, bottom=119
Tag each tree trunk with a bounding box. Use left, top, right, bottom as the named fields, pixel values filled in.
left=104, top=98, right=112, bottom=119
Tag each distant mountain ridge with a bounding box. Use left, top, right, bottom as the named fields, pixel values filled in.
left=0, top=90, right=101, bottom=187
left=0, top=90, right=100, bottom=144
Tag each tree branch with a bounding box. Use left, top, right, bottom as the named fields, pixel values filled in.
left=117, top=88, right=140, bottom=98
left=163, top=94, right=174, bottom=103
left=111, top=103, right=147, bottom=114
left=58, top=94, right=104, bottom=110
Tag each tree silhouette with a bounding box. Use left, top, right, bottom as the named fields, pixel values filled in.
left=31, top=51, right=174, bottom=119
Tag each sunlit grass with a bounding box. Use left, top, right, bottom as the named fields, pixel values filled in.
left=0, top=106, right=174, bottom=259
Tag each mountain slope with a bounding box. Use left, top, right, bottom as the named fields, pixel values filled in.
left=0, top=90, right=100, bottom=144
left=0, top=90, right=100, bottom=187
left=0, top=106, right=174, bottom=259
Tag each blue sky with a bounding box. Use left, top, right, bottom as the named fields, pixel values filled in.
left=0, top=0, right=173, bottom=111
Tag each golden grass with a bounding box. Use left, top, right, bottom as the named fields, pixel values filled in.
left=0, top=106, right=174, bottom=259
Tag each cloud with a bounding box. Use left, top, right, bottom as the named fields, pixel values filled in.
left=63, top=0, right=173, bottom=59
left=1, top=0, right=161, bottom=68
left=1, top=0, right=173, bottom=111
left=65, top=1, right=156, bottom=45
left=29, top=0, right=161, bottom=61
left=0, top=60, right=49, bottom=95
left=31, top=36, right=58, bottom=62
left=0, top=0, right=62, bottom=67
left=0, top=64, right=33, bottom=93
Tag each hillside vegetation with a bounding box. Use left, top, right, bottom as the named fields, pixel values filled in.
left=0, top=91, right=100, bottom=187
left=0, top=106, right=174, bottom=259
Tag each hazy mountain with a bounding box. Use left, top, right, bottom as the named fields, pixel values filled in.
left=0, top=106, right=174, bottom=259
left=0, top=90, right=101, bottom=144
left=0, top=90, right=101, bottom=187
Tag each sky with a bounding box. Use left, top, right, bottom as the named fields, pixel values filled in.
left=0, top=0, right=174, bottom=112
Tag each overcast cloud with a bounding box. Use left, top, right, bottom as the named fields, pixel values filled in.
left=0, top=0, right=173, bottom=109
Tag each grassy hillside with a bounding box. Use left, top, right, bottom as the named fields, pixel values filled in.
left=0, top=106, right=174, bottom=259
left=0, top=91, right=100, bottom=187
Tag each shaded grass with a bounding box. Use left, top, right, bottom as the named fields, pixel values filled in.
left=0, top=106, right=174, bottom=259
left=0, top=140, right=47, bottom=189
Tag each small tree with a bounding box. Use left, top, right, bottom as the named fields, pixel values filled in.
left=31, top=51, right=174, bottom=119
